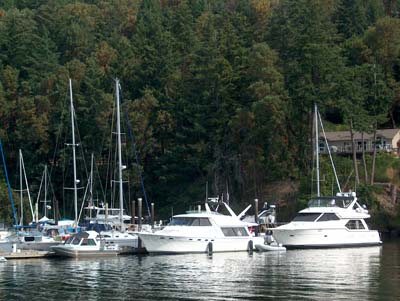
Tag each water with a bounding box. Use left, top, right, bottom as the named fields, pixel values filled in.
left=0, top=239, right=399, bottom=301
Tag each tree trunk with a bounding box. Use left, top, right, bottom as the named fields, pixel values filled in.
left=389, top=105, right=397, bottom=128
left=370, top=124, right=377, bottom=185
left=350, top=120, right=360, bottom=187
left=361, top=132, right=368, bottom=183
left=390, top=184, right=397, bottom=204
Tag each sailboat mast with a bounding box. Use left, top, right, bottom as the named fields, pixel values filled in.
left=314, top=103, right=320, bottom=197
left=44, top=165, right=48, bottom=217
left=90, top=153, right=94, bottom=205
left=69, top=78, right=78, bottom=231
left=115, top=79, right=124, bottom=229
left=0, top=140, right=18, bottom=227
left=19, top=149, right=23, bottom=226
left=21, top=151, right=35, bottom=222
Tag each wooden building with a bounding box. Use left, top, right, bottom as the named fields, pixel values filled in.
left=320, top=129, right=400, bottom=155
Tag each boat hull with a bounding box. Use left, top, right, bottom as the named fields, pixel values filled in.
left=138, top=233, right=263, bottom=254
left=0, top=240, right=61, bottom=252
left=51, top=246, right=119, bottom=258
left=272, top=228, right=382, bottom=249
left=255, top=243, right=286, bottom=252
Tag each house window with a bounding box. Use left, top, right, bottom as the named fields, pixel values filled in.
left=375, top=137, right=384, bottom=150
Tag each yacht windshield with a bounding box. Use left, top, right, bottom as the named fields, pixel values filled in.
left=221, top=227, right=248, bottom=237
left=169, top=217, right=212, bottom=226
left=308, top=197, right=353, bottom=208
left=292, top=213, right=321, bottom=222
left=317, top=213, right=340, bottom=221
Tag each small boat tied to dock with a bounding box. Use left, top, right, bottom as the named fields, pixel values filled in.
left=51, top=230, right=120, bottom=258
left=254, top=230, right=286, bottom=252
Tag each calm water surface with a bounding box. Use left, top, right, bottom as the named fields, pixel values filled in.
left=0, top=239, right=399, bottom=301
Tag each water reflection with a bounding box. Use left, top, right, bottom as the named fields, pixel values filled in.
left=0, top=243, right=398, bottom=301
left=256, top=247, right=382, bottom=301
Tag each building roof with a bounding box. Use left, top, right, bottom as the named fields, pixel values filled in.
left=322, top=129, right=400, bottom=142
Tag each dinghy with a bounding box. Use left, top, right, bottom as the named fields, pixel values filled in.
left=255, top=243, right=286, bottom=252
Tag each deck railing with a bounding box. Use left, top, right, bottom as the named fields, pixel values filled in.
left=320, top=144, right=397, bottom=154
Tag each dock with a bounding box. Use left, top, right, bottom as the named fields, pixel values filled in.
left=0, top=250, right=55, bottom=260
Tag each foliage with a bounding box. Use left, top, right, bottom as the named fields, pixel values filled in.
left=0, top=0, right=399, bottom=225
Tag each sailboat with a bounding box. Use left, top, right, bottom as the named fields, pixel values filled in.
left=270, top=104, right=382, bottom=248
left=0, top=149, right=61, bottom=252
left=82, top=153, right=133, bottom=229
left=52, top=79, right=139, bottom=257
left=53, top=79, right=120, bottom=257
left=98, top=79, right=140, bottom=254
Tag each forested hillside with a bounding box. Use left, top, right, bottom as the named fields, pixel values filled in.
left=0, top=0, right=400, bottom=229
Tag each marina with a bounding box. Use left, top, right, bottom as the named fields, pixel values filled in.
left=1, top=2, right=400, bottom=300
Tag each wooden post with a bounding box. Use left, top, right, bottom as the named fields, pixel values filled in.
left=105, top=203, right=108, bottom=222
left=35, top=202, right=39, bottom=224
left=151, top=203, right=155, bottom=228
left=131, top=200, right=136, bottom=226
left=254, top=198, right=259, bottom=236
left=138, top=198, right=142, bottom=232
left=54, top=198, right=59, bottom=225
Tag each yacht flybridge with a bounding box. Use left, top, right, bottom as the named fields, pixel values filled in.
left=138, top=202, right=264, bottom=254
left=271, top=192, right=382, bottom=248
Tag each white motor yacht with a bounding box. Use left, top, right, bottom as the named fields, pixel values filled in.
left=138, top=202, right=264, bottom=254
left=51, top=231, right=119, bottom=258
left=271, top=192, right=382, bottom=249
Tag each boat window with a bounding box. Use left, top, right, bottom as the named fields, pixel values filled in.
left=345, top=220, right=365, bottom=230
left=221, top=227, right=248, bottom=237
left=72, top=237, right=81, bottom=245
left=292, top=213, right=321, bottom=222
left=87, top=239, right=96, bottom=246
left=168, top=217, right=211, bottom=226
left=317, top=213, right=340, bottom=222
left=308, top=198, right=353, bottom=208
left=198, top=218, right=212, bottom=226
left=81, top=239, right=89, bottom=246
